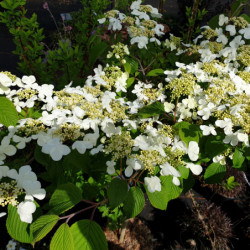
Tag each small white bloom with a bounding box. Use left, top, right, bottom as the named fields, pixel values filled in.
left=130, top=0, right=141, bottom=10
left=144, top=176, right=161, bottom=193
left=236, top=130, right=249, bottom=146
left=90, top=144, right=104, bottom=155
left=98, top=17, right=106, bottom=24
left=6, top=240, right=17, bottom=250
left=226, top=25, right=236, bottom=36
left=72, top=140, right=93, bottom=154
left=42, top=138, right=71, bottom=161
left=126, top=157, right=142, bottom=171
left=223, top=133, right=239, bottom=146
left=131, top=36, right=148, bottom=49
left=215, top=118, right=233, bottom=135
left=73, top=106, right=85, bottom=119
left=150, top=37, right=161, bottom=45
left=17, top=200, right=36, bottom=223
left=200, top=124, right=217, bottom=136
left=125, top=166, right=133, bottom=177
left=106, top=160, right=116, bottom=175
left=160, top=162, right=181, bottom=186
left=0, top=136, right=17, bottom=160
left=108, top=17, right=122, bottom=31
left=239, top=25, right=250, bottom=39
left=213, top=155, right=226, bottom=165
left=12, top=135, right=31, bottom=149
left=164, top=102, right=175, bottom=112
left=219, top=14, right=228, bottom=26
left=185, top=163, right=203, bottom=175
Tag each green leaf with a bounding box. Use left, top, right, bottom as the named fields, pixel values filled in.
left=35, top=146, right=66, bottom=189
left=243, top=146, right=250, bottom=161
left=175, top=121, right=200, bottom=144
left=70, top=220, right=108, bottom=250
left=231, top=0, right=248, bottom=17
left=123, top=187, right=145, bottom=218
left=233, top=147, right=245, bottom=169
left=227, top=176, right=235, bottom=185
left=146, top=69, right=164, bottom=76
left=6, top=205, right=33, bottom=243
left=204, top=135, right=229, bottom=158
left=182, top=172, right=195, bottom=194
left=89, top=41, right=108, bottom=67
left=62, top=150, right=107, bottom=180
left=241, top=14, right=250, bottom=23
left=204, top=162, right=226, bottom=184
left=125, top=57, right=138, bottom=74
left=207, top=14, right=220, bottom=29
left=35, top=145, right=54, bottom=168
left=107, top=178, right=128, bottom=208
left=49, top=183, right=82, bottom=215
left=178, top=165, right=189, bottom=179
left=146, top=176, right=182, bottom=210
left=32, top=215, right=59, bottom=245
left=124, top=62, right=131, bottom=74
left=50, top=223, right=74, bottom=250
left=126, top=77, right=135, bottom=88
left=167, top=53, right=179, bottom=66
left=138, top=101, right=165, bottom=118
left=0, top=97, right=18, bottom=126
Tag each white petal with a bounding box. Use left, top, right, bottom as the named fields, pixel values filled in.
left=172, top=176, right=180, bottom=186
left=4, top=145, right=17, bottom=156
left=0, top=212, right=6, bottom=218
left=186, top=163, right=203, bottom=175
left=125, top=166, right=133, bottom=177
left=19, top=165, right=32, bottom=175
left=7, top=169, right=19, bottom=179
left=107, top=165, right=115, bottom=175
left=31, top=188, right=46, bottom=200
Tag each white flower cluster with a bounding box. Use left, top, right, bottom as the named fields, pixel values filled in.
left=0, top=165, right=46, bottom=223
left=162, top=16, right=250, bottom=177
left=0, top=14, right=249, bottom=198
left=0, top=65, right=204, bottom=196
left=98, top=0, right=164, bottom=49
left=192, top=14, right=250, bottom=63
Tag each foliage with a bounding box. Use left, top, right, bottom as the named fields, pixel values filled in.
left=0, top=0, right=110, bottom=89
left=0, top=0, right=249, bottom=248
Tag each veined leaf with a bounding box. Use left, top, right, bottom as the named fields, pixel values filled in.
left=107, top=178, right=128, bottom=209
left=50, top=223, right=74, bottom=250
left=32, top=215, right=59, bottom=245
left=146, top=176, right=182, bottom=210
left=6, top=205, right=33, bottom=243
left=70, top=220, right=108, bottom=250
left=204, top=162, right=226, bottom=184
left=0, top=97, right=18, bottom=126
left=138, top=102, right=165, bottom=118
left=123, top=187, right=145, bottom=218
left=49, top=183, right=82, bottom=215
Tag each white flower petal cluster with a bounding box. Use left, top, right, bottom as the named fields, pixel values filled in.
left=0, top=73, right=13, bottom=94
left=0, top=165, right=46, bottom=223
left=160, top=162, right=181, bottom=186
left=144, top=176, right=161, bottom=193
left=0, top=14, right=249, bottom=197
left=98, top=1, right=164, bottom=49
left=42, top=138, right=71, bottom=161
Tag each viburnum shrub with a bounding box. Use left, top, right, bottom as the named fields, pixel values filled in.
left=0, top=0, right=250, bottom=248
